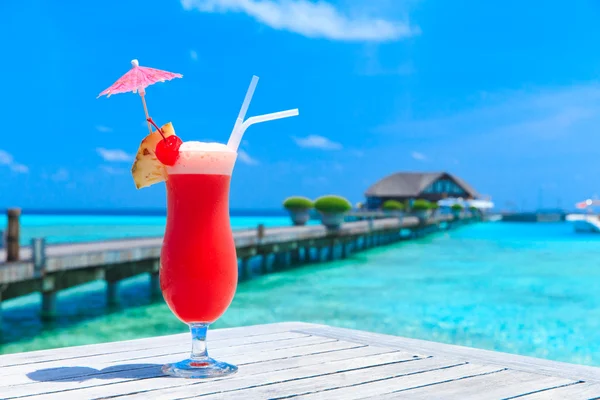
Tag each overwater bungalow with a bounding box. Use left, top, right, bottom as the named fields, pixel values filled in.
left=364, top=171, right=479, bottom=210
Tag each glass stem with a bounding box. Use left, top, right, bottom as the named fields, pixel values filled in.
left=190, top=323, right=209, bottom=360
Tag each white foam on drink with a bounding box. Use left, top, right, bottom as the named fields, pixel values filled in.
left=167, top=141, right=237, bottom=175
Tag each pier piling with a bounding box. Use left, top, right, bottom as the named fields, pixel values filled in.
left=260, top=254, right=269, bottom=275
left=150, top=260, right=161, bottom=298
left=341, top=241, right=348, bottom=259
left=32, top=238, right=46, bottom=277
left=281, top=251, right=289, bottom=269
left=41, top=276, right=56, bottom=320
left=6, top=209, right=21, bottom=262
left=328, top=238, right=336, bottom=261
left=240, top=257, right=250, bottom=281
left=257, top=224, right=265, bottom=244
left=303, top=246, right=311, bottom=262
left=276, top=253, right=282, bottom=270
left=291, top=248, right=300, bottom=265
left=106, top=280, right=119, bottom=307
left=32, top=239, right=56, bottom=319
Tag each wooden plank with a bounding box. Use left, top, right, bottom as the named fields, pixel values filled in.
left=0, top=321, right=315, bottom=367
left=295, top=325, right=600, bottom=383
left=89, top=352, right=429, bottom=400
left=1, top=334, right=334, bottom=381
left=517, top=382, right=600, bottom=399
left=0, top=262, right=33, bottom=283
left=0, top=343, right=381, bottom=398
left=190, top=358, right=472, bottom=399
left=10, top=341, right=388, bottom=399
left=1, top=322, right=594, bottom=399
left=292, top=363, right=506, bottom=400
left=0, top=331, right=313, bottom=384
left=384, top=369, right=577, bottom=400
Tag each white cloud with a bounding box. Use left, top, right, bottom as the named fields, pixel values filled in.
left=11, top=164, right=29, bottom=174
left=293, top=135, right=342, bottom=150
left=51, top=168, right=69, bottom=182
left=181, top=0, right=418, bottom=42
left=411, top=151, right=427, bottom=161
left=0, top=149, right=28, bottom=173
left=95, top=125, right=113, bottom=133
left=101, top=165, right=128, bottom=175
left=96, top=148, right=133, bottom=162
left=0, top=150, right=14, bottom=165
left=349, top=149, right=364, bottom=157
left=190, top=50, right=198, bottom=61
left=238, top=150, right=259, bottom=165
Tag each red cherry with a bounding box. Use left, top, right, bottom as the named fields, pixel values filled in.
left=155, top=135, right=183, bottom=166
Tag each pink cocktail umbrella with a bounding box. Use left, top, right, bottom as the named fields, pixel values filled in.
left=98, top=59, right=182, bottom=134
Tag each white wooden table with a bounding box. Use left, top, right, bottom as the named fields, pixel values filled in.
left=1, top=322, right=599, bottom=399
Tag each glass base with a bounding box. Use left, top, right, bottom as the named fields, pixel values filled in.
left=162, top=357, right=238, bottom=379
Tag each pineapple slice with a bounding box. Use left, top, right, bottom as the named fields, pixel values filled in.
left=131, top=122, right=175, bottom=189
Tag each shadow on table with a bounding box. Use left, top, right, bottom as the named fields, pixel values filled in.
left=27, top=364, right=166, bottom=382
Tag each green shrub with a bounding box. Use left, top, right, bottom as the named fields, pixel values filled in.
left=451, top=204, right=464, bottom=211
left=411, top=199, right=431, bottom=211
left=382, top=200, right=404, bottom=211
left=430, top=202, right=440, bottom=210
left=314, top=195, right=352, bottom=213
left=283, top=196, right=314, bottom=210
left=469, top=205, right=478, bottom=212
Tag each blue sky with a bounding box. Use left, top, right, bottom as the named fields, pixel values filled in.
left=1, top=0, right=600, bottom=210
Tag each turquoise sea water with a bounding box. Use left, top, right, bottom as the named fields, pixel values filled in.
left=2, top=221, right=600, bottom=367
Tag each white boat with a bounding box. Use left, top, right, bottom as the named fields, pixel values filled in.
left=571, top=199, right=600, bottom=233
left=573, top=216, right=600, bottom=233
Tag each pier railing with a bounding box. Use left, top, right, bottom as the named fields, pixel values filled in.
left=0, top=213, right=476, bottom=326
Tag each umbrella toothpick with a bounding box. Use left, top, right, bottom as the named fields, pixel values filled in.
left=140, top=94, right=152, bottom=135
left=97, top=59, right=182, bottom=136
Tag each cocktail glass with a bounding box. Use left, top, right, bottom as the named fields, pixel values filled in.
left=158, top=75, right=298, bottom=379
left=160, top=143, right=239, bottom=378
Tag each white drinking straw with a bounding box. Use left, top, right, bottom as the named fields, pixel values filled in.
left=229, top=75, right=259, bottom=145
left=227, top=109, right=299, bottom=152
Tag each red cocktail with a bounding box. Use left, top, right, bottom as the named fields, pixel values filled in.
left=161, top=173, right=237, bottom=323
left=102, top=65, right=299, bottom=380
left=160, top=142, right=239, bottom=378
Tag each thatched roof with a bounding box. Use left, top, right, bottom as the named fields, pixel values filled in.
left=365, top=172, right=478, bottom=198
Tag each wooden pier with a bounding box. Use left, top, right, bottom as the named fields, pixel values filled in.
left=0, top=214, right=475, bottom=326
left=1, top=322, right=598, bottom=399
